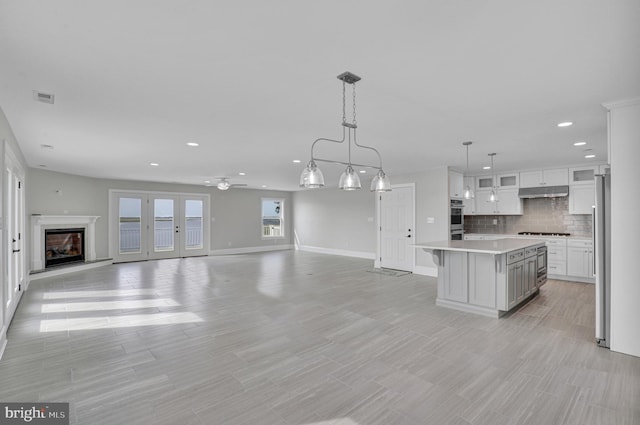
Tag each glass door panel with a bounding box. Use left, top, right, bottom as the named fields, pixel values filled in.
left=153, top=198, right=175, bottom=252
left=119, top=197, right=143, bottom=254
left=184, top=199, right=203, bottom=250
left=110, top=191, right=209, bottom=262
left=112, top=194, right=148, bottom=263
left=180, top=196, right=208, bottom=257
left=149, top=195, right=179, bottom=259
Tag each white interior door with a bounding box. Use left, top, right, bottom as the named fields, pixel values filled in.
left=111, top=191, right=209, bottom=262
left=5, top=147, right=25, bottom=321
left=379, top=185, right=415, bottom=272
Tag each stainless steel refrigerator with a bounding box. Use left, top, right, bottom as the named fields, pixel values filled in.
left=594, top=172, right=611, bottom=348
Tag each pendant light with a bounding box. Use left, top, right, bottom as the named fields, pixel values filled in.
left=487, top=153, right=498, bottom=202
left=299, top=72, right=391, bottom=192
left=462, top=141, right=474, bottom=199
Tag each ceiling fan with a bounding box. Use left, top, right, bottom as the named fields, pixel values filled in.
left=211, top=177, right=247, bottom=191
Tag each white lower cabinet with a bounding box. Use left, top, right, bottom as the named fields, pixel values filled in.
left=468, top=253, right=497, bottom=308
left=567, top=239, right=594, bottom=280
left=545, top=238, right=567, bottom=277
left=524, top=247, right=538, bottom=297
left=442, top=250, right=468, bottom=302
left=507, top=260, right=525, bottom=310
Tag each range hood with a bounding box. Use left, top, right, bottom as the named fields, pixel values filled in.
left=518, top=185, right=569, bottom=198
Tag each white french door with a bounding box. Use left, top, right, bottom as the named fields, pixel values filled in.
left=110, top=191, right=209, bottom=263
left=378, top=184, right=415, bottom=272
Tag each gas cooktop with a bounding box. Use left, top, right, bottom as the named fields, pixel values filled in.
left=518, top=231, right=571, bottom=236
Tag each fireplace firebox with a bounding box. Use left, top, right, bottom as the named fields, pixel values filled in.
left=45, top=228, right=85, bottom=268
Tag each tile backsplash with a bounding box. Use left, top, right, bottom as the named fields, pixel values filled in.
left=464, top=197, right=592, bottom=237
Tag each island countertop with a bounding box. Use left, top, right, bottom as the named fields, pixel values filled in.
left=411, top=238, right=544, bottom=255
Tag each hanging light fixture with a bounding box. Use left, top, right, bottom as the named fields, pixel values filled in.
left=299, top=72, right=391, bottom=192
left=487, top=153, right=498, bottom=202
left=462, top=141, right=474, bottom=199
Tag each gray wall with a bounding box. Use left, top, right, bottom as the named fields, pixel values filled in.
left=27, top=168, right=293, bottom=260
left=292, top=166, right=449, bottom=272
left=292, top=187, right=376, bottom=256
left=608, top=99, right=640, bottom=357
left=392, top=166, right=449, bottom=272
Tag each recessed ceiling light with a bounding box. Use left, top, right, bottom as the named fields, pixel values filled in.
left=261, top=185, right=267, bottom=188
left=149, top=162, right=159, bottom=167
left=557, top=121, right=573, bottom=127
left=186, top=142, right=199, bottom=147
left=238, top=172, right=246, bottom=176
left=483, top=166, right=492, bottom=170
left=292, top=159, right=301, bottom=163
left=359, top=170, right=366, bottom=174
left=204, top=180, right=211, bottom=184
left=585, top=154, right=596, bottom=159
left=573, top=141, right=587, bottom=146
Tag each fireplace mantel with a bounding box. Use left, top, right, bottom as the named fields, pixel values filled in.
left=31, top=215, right=100, bottom=271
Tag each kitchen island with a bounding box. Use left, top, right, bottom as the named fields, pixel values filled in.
left=413, top=239, right=546, bottom=318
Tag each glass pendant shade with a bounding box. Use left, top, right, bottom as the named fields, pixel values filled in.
left=370, top=169, right=392, bottom=192
left=299, top=160, right=325, bottom=188
left=463, top=185, right=474, bottom=199
left=488, top=189, right=497, bottom=202
left=338, top=165, right=361, bottom=190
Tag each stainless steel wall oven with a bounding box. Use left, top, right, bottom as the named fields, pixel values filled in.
left=450, top=199, right=464, bottom=240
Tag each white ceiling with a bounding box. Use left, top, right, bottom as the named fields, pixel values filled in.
left=1, top=0, right=639, bottom=191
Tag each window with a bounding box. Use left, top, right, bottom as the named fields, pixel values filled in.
left=262, top=198, right=284, bottom=238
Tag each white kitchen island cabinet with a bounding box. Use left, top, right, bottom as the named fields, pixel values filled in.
left=413, top=239, right=546, bottom=318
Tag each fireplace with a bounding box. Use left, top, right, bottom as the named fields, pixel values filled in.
left=31, top=215, right=99, bottom=272
left=45, top=228, right=85, bottom=268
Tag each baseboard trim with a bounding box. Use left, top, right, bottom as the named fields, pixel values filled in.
left=297, top=245, right=375, bottom=260
left=210, top=244, right=294, bottom=256
left=0, top=325, right=8, bottom=361
left=413, top=265, right=438, bottom=277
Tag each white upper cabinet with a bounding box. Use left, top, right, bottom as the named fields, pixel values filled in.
left=569, top=185, right=595, bottom=214
left=519, top=168, right=568, bottom=187
left=569, top=166, right=598, bottom=185
left=496, top=173, right=519, bottom=188
left=474, top=188, right=522, bottom=215
left=475, top=175, right=495, bottom=191
left=449, top=170, right=464, bottom=199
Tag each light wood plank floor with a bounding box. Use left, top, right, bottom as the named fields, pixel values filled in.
left=1, top=251, right=638, bottom=425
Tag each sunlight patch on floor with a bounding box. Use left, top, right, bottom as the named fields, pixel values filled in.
left=40, top=312, right=203, bottom=332
left=41, top=298, right=181, bottom=313
left=43, top=288, right=159, bottom=299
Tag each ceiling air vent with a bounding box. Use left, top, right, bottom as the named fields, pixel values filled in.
left=33, top=90, right=55, bottom=104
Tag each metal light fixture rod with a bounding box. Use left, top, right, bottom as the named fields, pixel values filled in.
left=300, top=71, right=390, bottom=191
